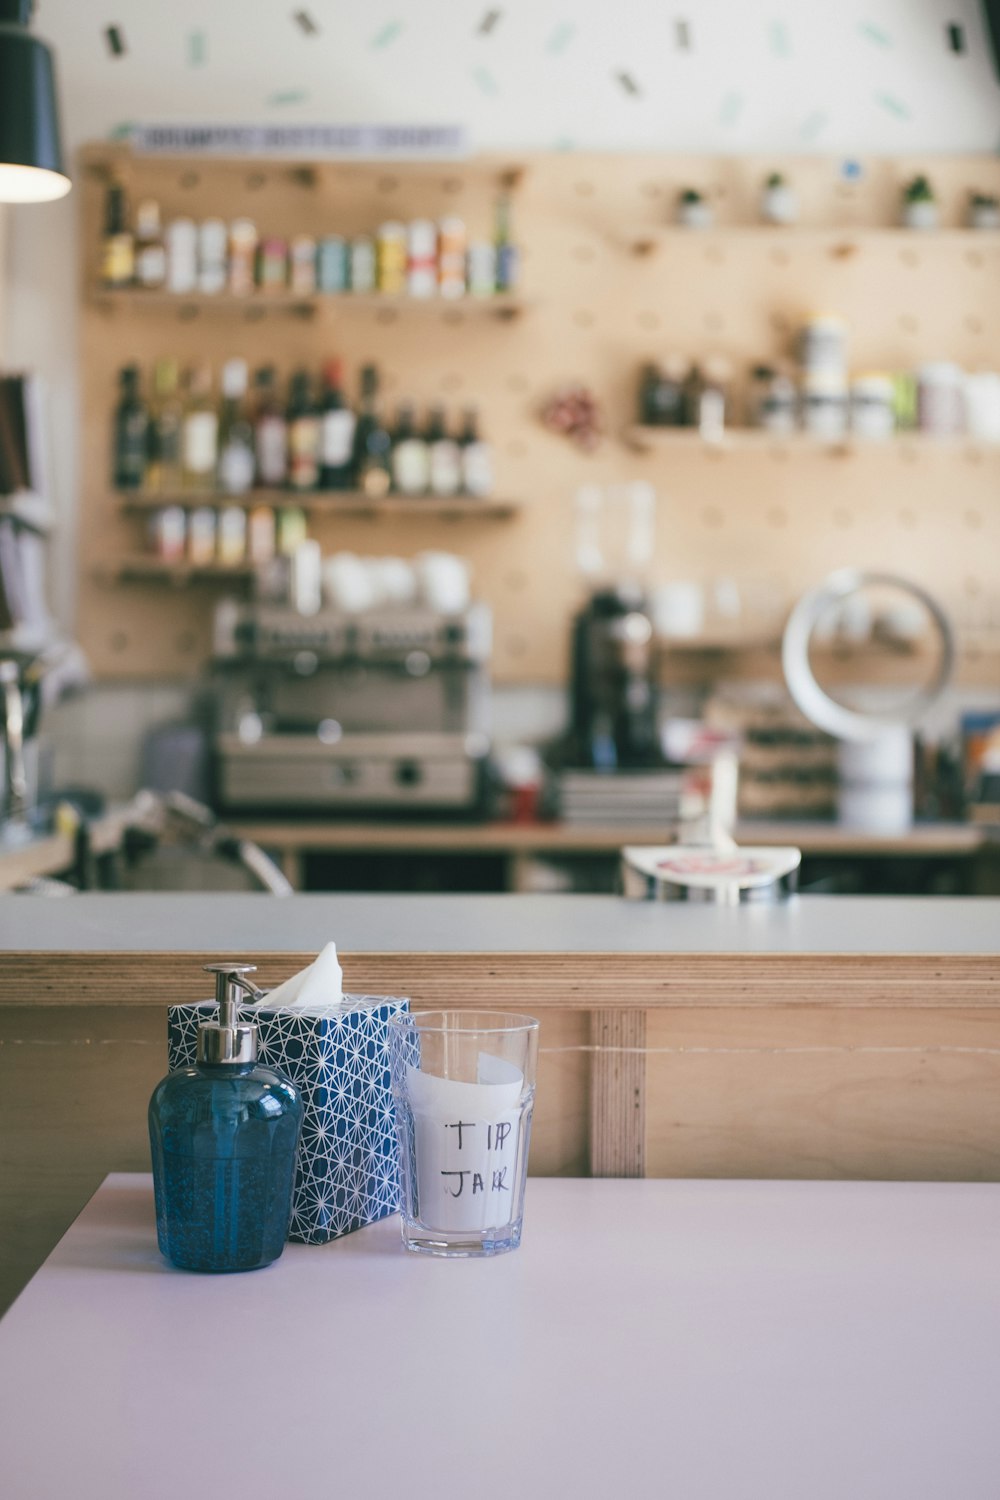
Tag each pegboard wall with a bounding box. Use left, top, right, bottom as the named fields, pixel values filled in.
left=77, top=147, right=1000, bottom=685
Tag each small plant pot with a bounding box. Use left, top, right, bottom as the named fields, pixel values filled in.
left=902, top=200, right=939, bottom=230
left=970, top=203, right=1000, bottom=231
left=761, top=184, right=798, bottom=225
left=677, top=199, right=714, bottom=229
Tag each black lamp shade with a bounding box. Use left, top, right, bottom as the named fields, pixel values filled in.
left=0, top=17, right=69, bottom=201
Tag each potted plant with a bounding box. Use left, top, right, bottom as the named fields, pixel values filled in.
left=676, top=187, right=714, bottom=229
left=968, top=190, right=1000, bottom=230
left=901, top=175, right=938, bottom=230
left=761, top=171, right=798, bottom=226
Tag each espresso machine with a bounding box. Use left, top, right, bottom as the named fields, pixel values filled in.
left=211, top=599, right=492, bottom=815
left=566, top=585, right=662, bottom=770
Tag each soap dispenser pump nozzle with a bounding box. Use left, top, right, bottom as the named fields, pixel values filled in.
left=197, top=963, right=264, bottom=1065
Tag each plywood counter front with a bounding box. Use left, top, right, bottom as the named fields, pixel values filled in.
left=1, top=893, right=999, bottom=1314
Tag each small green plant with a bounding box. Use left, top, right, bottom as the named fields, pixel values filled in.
left=766, top=172, right=785, bottom=190
left=971, top=190, right=999, bottom=210
left=679, top=187, right=704, bottom=205
left=903, top=174, right=935, bottom=203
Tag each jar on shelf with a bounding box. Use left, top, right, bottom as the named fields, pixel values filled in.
left=748, top=365, right=798, bottom=434
left=916, top=362, right=964, bottom=436
left=639, top=356, right=688, bottom=426
left=760, top=173, right=798, bottom=226
left=968, top=192, right=1000, bottom=231
left=798, top=313, right=848, bottom=376
left=802, top=371, right=848, bottom=442
left=850, top=373, right=896, bottom=441
left=676, top=189, right=714, bottom=229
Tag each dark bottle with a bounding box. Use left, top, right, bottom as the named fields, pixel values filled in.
left=102, top=181, right=135, bottom=288
left=149, top=963, right=303, bottom=1274
left=146, top=357, right=183, bottom=493
left=318, top=359, right=357, bottom=490
left=390, top=403, right=430, bottom=495
left=640, top=358, right=687, bottom=427
left=217, top=358, right=256, bottom=496
left=286, top=369, right=320, bottom=492
left=351, top=364, right=392, bottom=499
left=253, top=366, right=288, bottom=489
left=113, top=364, right=149, bottom=490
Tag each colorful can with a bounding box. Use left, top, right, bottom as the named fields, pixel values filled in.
left=376, top=221, right=407, bottom=295
left=289, top=234, right=317, bottom=296
left=228, top=218, right=258, bottom=296
left=438, top=216, right=467, bottom=298
left=257, top=237, right=289, bottom=290
left=466, top=241, right=497, bottom=297
left=217, top=505, right=249, bottom=564
left=277, top=506, right=308, bottom=556
left=317, top=235, right=348, bottom=293
left=148, top=506, right=186, bottom=562
left=406, top=219, right=437, bottom=298
left=349, top=235, right=376, bottom=293
left=187, top=506, right=217, bottom=566
left=248, top=504, right=277, bottom=563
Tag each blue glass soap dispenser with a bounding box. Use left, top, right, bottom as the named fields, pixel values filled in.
left=149, top=962, right=303, bottom=1273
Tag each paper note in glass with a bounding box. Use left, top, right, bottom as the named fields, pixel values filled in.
left=389, top=1011, right=539, bottom=1257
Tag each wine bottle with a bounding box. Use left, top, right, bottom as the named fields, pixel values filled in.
left=390, top=403, right=430, bottom=496
left=426, top=406, right=462, bottom=497
left=253, top=366, right=288, bottom=488
left=287, top=370, right=320, bottom=491
left=318, top=359, right=356, bottom=491
left=102, top=182, right=135, bottom=288
left=146, top=358, right=183, bottom=493
left=181, top=366, right=219, bottom=493
left=217, top=358, right=256, bottom=495
left=458, top=408, right=493, bottom=497
left=112, top=365, right=149, bottom=490
left=351, top=365, right=392, bottom=499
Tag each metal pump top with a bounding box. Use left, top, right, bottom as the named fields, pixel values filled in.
left=197, top=962, right=264, bottom=1066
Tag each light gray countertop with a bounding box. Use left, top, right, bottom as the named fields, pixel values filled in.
left=0, top=892, right=997, bottom=954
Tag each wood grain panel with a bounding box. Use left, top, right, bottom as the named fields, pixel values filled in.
left=590, top=1009, right=645, bottom=1177
left=1, top=950, right=998, bottom=1009
left=645, top=1006, right=1000, bottom=1181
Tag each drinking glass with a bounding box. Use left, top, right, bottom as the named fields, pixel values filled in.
left=389, top=1010, right=539, bottom=1257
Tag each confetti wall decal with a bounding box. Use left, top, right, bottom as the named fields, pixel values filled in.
left=477, top=9, right=502, bottom=35
left=471, top=66, right=499, bottom=95
left=293, top=9, right=319, bottom=36
left=947, top=22, right=966, bottom=53
left=104, top=24, right=125, bottom=57
left=719, top=90, right=745, bottom=126
left=370, top=20, right=403, bottom=49
left=674, top=19, right=691, bottom=50
left=268, top=88, right=309, bottom=106
left=546, top=21, right=576, bottom=55
left=876, top=91, right=911, bottom=119
left=769, top=20, right=790, bottom=57
left=859, top=20, right=891, bottom=47
left=615, top=70, right=640, bottom=96
left=798, top=109, right=829, bottom=140
left=187, top=30, right=207, bottom=67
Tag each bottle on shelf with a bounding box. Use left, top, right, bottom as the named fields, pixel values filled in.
left=217, top=358, right=256, bottom=495
left=286, top=369, right=321, bottom=491
left=352, top=364, right=392, bottom=499
left=458, top=407, right=494, bottom=496
left=165, top=218, right=198, bottom=296
left=102, top=181, right=134, bottom=289
left=146, top=358, right=183, bottom=493
left=494, top=193, right=520, bottom=294
left=198, top=219, right=228, bottom=296
left=112, top=364, right=149, bottom=490
left=228, top=218, right=258, bottom=297
left=134, top=200, right=167, bottom=290
left=426, top=406, right=462, bottom=496
left=252, top=366, right=288, bottom=488
left=391, top=403, right=431, bottom=495
left=318, top=359, right=356, bottom=491
left=181, top=366, right=220, bottom=492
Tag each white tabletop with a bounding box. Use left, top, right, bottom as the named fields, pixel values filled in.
left=1, top=1174, right=998, bottom=1500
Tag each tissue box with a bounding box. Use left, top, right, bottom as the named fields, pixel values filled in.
left=168, top=993, right=409, bottom=1244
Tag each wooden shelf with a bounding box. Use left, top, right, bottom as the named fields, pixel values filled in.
left=90, top=288, right=530, bottom=319
left=120, top=491, right=521, bottom=519
left=624, top=426, right=1000, bottom=456
left=112, top=558, right=255, bottom=584
left=629, top=225, right=1000, bottom=254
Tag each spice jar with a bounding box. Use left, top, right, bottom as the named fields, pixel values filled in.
left=850, top=373, right=896, bottom=440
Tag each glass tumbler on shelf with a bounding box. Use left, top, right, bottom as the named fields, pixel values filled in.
left=389, top=1010, right=539, bottom=1258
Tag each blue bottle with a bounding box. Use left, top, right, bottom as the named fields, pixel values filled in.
left=149, top=963, right=303, bottom=1273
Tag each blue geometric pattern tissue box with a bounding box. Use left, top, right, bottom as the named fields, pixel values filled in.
left=168, top=993, right=409, bottom=1244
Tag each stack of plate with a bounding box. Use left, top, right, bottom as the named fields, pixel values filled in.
left=557, top=769, right=692, bottom=826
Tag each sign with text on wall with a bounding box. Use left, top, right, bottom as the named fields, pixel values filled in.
left=125, top=123, right=468, bottom=158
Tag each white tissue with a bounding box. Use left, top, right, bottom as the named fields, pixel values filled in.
left=257, top=941, right=344, bottom=1011
left=407, top=1053, right=525, bottom=1232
